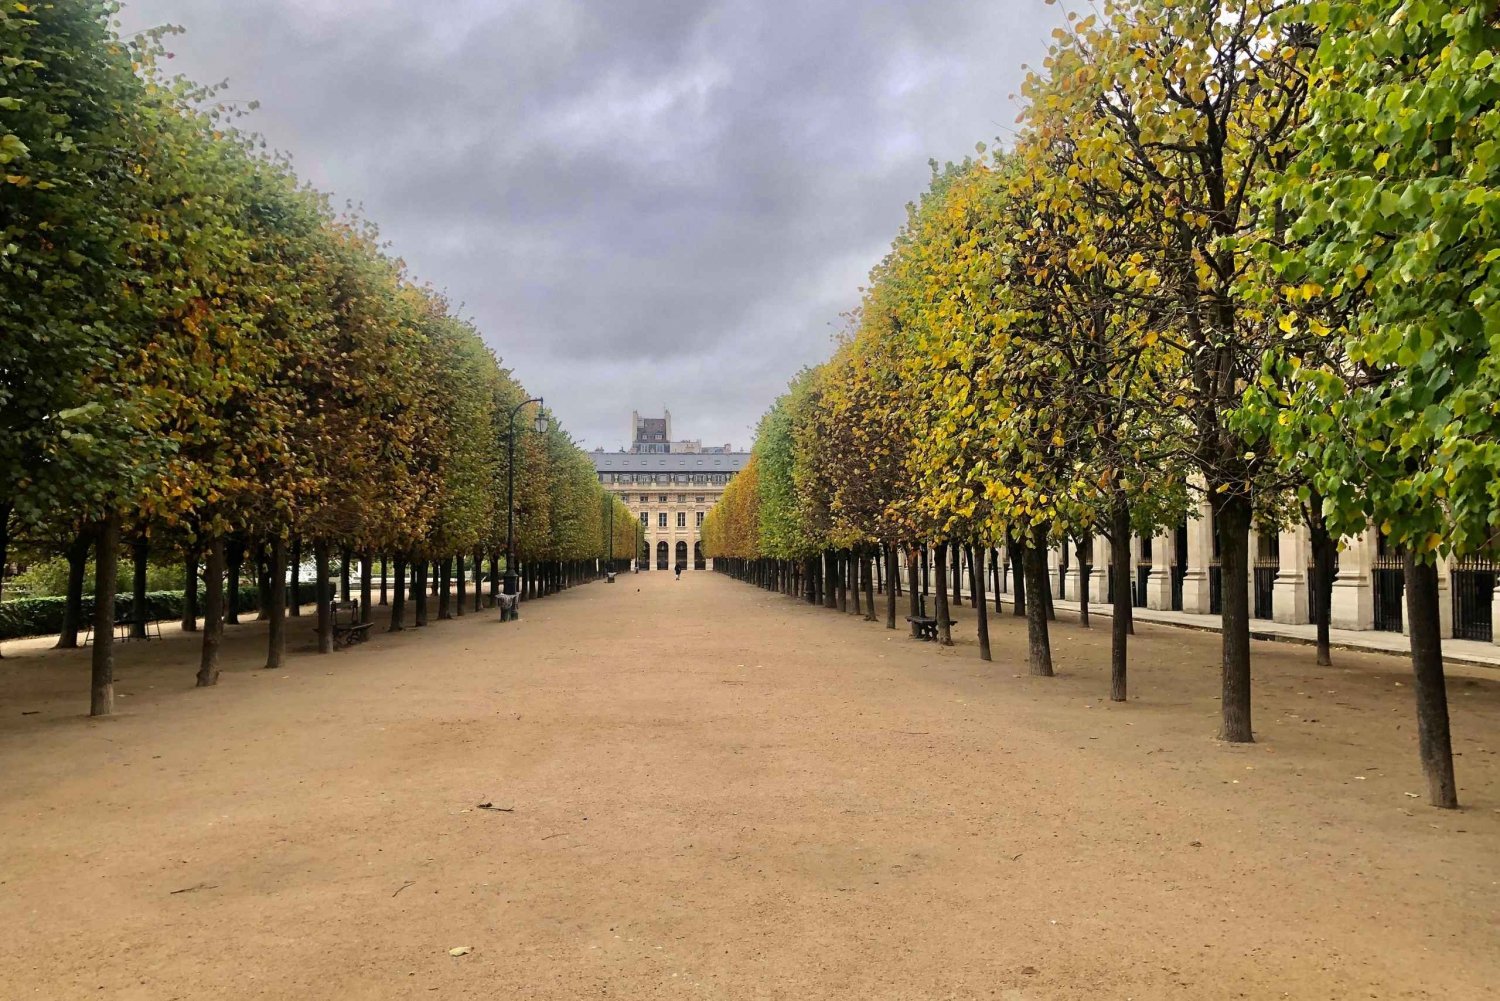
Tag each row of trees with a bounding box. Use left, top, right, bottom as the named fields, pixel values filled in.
left=703, top=0, right=1498, bottom=808
left=1, top=4, right=637, bottom=711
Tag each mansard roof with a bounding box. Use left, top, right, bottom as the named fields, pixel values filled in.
left=591, top=451, right=751, bottom=473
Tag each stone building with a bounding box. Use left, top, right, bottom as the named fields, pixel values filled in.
left=982, top=500, right=1498, bottom=648
left=593, top=413, right=749, bottom=570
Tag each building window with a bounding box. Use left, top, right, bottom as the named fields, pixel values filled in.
left=659, top=494, right=667, bottom=503
left=696, top=511, right=704, bottom=527
left=695, top=496, right=705, bottom=504
left=639, top=494, right=648, bottom=503
left=676, top=512, right=686, bottom=528
left=658, top=513, right=667, bottom=528
left=640, top=512, right=648, bottom=527
left=677, top=494, right=686, bottom=503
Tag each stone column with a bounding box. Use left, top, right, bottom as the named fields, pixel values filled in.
left=1437, top=554, right=1454, bottom=638
left=1090, top=535, right=1110, bottom=603
left=1272, top=523, right=1311, bottom=624
left=1180, top=502, right=1213, bottom=614
left=1330, top=529, right=1375, bottom=630
left=1492, top=578, right=1500, bottom=647
left=1145, top=530, right=1174, bottom=610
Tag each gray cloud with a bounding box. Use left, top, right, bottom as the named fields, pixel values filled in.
left=117, top=0, right=1064, bottom=450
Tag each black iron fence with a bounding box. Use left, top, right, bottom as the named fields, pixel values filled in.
left=1373, top=548, right=1404, bottom=632
left=1253, top=559, right=1277, bottom=620
left=1452, top=556, right=1496, bottom=642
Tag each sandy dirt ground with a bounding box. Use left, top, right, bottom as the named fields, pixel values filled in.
left=0, top=571, right=1497, bottom=1000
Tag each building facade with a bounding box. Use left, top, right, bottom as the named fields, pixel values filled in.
left=593, top=413, right=749, bottom=570
left=978, top=497, right=1497, bottom=648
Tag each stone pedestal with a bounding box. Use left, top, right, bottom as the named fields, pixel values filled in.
left=1438, top=555, right=1454, bottom=638
left=1272, top=525, right=1311, bottom=625
left=1180, top=504, right=1214, bottom=614
left=1145, top=531, right=1175, bottom=610
left=1330, top=530, right=1374, bottom=631
left=1492, top=581, right=1500, bottom=647
left=1090, top=535, right=1110, bottom=604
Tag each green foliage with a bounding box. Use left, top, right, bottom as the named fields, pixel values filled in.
left=8, top=555, right=181, bottom=597
left=1250, top=0, right=1500, bottom=558
left=0, top=586, right=262, bottom=641
left=1, top=8, right=610, bottom=592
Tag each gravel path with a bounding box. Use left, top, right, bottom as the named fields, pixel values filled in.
left=1, top=571, right=1496, bottom=999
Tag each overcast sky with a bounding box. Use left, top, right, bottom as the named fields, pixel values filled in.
left=116, top=0, right=1064, bottom=452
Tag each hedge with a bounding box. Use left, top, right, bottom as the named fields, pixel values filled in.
left=0, top=586, right=265, bottom=641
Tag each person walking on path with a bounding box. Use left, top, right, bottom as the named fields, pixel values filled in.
left=675, top=562, right=684, bottom=580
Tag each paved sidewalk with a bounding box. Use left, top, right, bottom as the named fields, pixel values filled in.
left=1031, top=596, right=1500, bottom=669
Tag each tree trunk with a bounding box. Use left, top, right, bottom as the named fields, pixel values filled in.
left=951, top=543, right=962, bottom=608
left=906, top=545, right=921, bottom=624
left=415, top=560, right=429, bottom=627
left=885, top=544, right=897, bottom=629
left=197, top=537, right=225, bottom=687
left=850, top=552, right=861, bottom=616
left=1042, top=531, right=1056, bottom=622
left=90, top=515, right=120, bottom=715
left=0, top=502, right=9, bottom=658
left=315, top=541, right=332, bottom=654
left=1024, top=526, right=1053, bottom=676
left=1008, top=533, right=1026, bottom=616
left=380, top=554, right=389, bottom=606
left=473, top=548, right=484, bottom=612
left=1216, top=491, right=1253, bottom=742
left=438, top=557, right=453, bottom=620
left=489, top=551, right=500, bottom=607
left=256, top=542, right=271, bottom=620
left=861, top=550, right=875, bottom=621
left=226, top=535, right=243, bottom=626
left=57, top=529, right=92, bottom=649
left=1077, top=531, right=1092, bottom=629
left=266, top=536, right=287, bottom=670
left=360, top=552, right=373, bottom=625
left=389, top=555, right=407, bottom=631
left=1308, top=495, right=1335, bottom=667
left=966, top=544, right=978, bottom=608
left=991, top=547, right=1003, bottom=614
left=452, top=554, right=465, bottom=616
left=934, top=542, right=953, bottom=646
left=182, top=548, right=200, bottom=632
left=130, top=534, right=148, bottom=639
left=339, top=548, right=352, bottom=604
left=1404, top=553, right=1458, bottom=808
left=973, top=538, right=990, bottom=661
left=289, top=538, right=302, bottom=617
left=824, top=551, right=838, bottom=610
left=1110, top=494, right=1131, bottom=702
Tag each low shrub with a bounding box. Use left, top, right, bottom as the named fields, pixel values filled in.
left=0, top=586, right=264, bottom=641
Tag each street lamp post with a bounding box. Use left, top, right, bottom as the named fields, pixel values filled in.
left=504, top=397, right=547, bottom=599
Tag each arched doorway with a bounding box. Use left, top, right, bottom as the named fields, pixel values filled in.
left=639, top=538, right=651, bottom=571
left=675, top=541, right=688, bottom=569
left=656, top=540, right=668, bottom=570
left=693, top=542, right=705, bottom=570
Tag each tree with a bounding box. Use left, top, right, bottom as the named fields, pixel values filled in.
left=1247, top=0, right=1499, bottom=807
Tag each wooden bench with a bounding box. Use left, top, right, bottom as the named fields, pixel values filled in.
left=83, top=607, right=162, bottom=645
left=905, top=596, right=955, bottom=641
left=905, top=615, right=958, bottom=641
left=329, top=600, right=373, bottom=649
